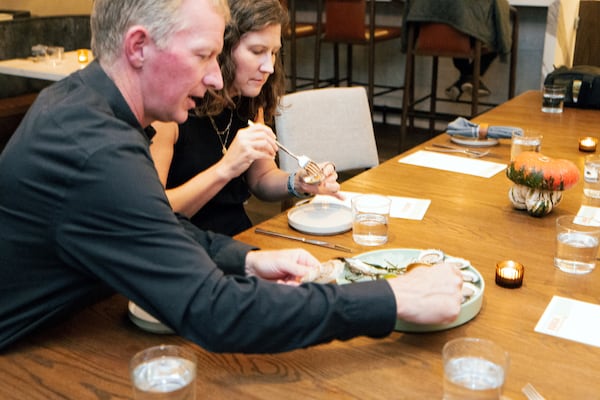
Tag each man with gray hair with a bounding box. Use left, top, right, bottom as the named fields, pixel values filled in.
left=0, top=0, right=462, bottom=352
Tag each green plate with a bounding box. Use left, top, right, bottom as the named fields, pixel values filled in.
left=354, top=248, right=484, bottom=333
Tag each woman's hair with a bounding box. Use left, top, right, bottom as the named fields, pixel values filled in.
left=91, top=0, right=230, bottom=64
left=195, top=0, right=289, bottom=124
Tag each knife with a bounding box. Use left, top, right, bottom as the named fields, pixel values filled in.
left=254, top=228, right=352, bottom=253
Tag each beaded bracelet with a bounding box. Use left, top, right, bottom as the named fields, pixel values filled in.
left=287, top=172, right=312, bottom=199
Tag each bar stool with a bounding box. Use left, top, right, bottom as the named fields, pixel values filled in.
left=400, top=6, right=519, bottom=150
left=313, top=0, right=403, bottom=113
left=280, top=0, right=318, bottom=92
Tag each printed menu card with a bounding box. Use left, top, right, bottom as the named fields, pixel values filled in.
left=535, top=295, right=600, bottom=348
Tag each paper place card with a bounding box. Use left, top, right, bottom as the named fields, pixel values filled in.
left=311, top=191, right=431, bottom=221
left=398, top=150, right=507, bottom=178
left=534, top=295, right=600, bottom=348
left=577, top=205, right=600, bottom=225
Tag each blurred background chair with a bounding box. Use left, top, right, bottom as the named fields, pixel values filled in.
left=275, top=87, right=379, bottom=209
left=313, top=0, right=403, bottom=114
left=400, top=0, right=518, bottom=150
left=280, top=0, right=318, bottom=91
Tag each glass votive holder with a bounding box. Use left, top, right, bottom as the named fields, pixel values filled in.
left=77, top=49, right=90, bottom=64
left=579, top=136, right=598, bottom=152
left=495, top=260, right=524, bottom=288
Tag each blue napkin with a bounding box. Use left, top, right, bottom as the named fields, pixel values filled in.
left=446, top=117, right=524, bottom=139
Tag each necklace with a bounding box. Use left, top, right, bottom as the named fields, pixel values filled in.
left=208, top=109, right=233, bottom=155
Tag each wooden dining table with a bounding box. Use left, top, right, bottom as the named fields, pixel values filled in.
left=2, top=91, right=599, bottom=399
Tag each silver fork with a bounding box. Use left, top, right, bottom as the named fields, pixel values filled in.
left=247, top=120, right=322, bottom=177
left=425, top=143, right=490, bottom=158
left=522, top=383, right=546, bottom=400
left=275, top=140, right=323, bottom=177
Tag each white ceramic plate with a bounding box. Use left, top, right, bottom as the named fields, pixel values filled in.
left=128, top=301, right=174, bottom=334
left=287, top=202, right=353, bottom=235
left=353, top=248, right=484, bottom=332
left=450, top=136, right=499, bottom=147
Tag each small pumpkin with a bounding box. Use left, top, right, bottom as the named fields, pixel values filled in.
left=506, top=152, right=579, bottom=217
left=506, top=151, right=580, bottom=191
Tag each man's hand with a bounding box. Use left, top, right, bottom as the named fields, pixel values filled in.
left=387, top=263, right=463, bottom=324
left=245, top=249, right=321, bottom=284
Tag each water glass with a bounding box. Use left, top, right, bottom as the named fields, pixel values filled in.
left=130, top=344, right=197, bottom=400
left=541, top=84, right=566, bottom=113
left=554, top=215, right=600, bottom=274
left=442, top=337, right=509, bottom=400
left=510, top=131, right=542, bottom=161
left=584, top=155, right=600, bottom=200
left=45, top=46, right=64, bottom=67
left=351, top=194, right=391, bottom=246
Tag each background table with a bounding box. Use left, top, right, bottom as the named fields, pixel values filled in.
left=0, top=50, right=91, bottom=81
left=2, top=91, right=599, bottom=399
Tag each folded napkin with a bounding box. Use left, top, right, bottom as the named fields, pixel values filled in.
left=446, top=117, right=524, bottom=139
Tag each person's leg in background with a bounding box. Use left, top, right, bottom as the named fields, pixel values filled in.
left=445, top=52, right=497, bottom=100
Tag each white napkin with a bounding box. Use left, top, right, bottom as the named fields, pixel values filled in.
left=311, top=191, right=430, bottom=220
left=398, top=150, right=507, bottom=178
left=535, top=296, right=600, bottom=348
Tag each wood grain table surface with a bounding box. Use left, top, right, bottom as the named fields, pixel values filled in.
left=2, top=91, right=599, bottom=399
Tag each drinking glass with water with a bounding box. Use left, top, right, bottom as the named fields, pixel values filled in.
left=510, top=131, right=542, bottom=162
left=442, top=338, right=509, bottom=400
left=541, top=84, right=566, bottom=114
left=351, top=194, right=391, bottom=246
left=130, top=344, right=197, bottom=400
left=554, top=215, right=600, bottom=274
left=584, top=155, right=600, bottom=200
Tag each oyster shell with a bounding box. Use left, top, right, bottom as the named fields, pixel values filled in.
left=302, top=259, right=345, bottom=283
left=461, top=269, right=480, bottom=283
left=417, top=249, right=445, bottom=264
left=461, top=282, right=479, bottom=304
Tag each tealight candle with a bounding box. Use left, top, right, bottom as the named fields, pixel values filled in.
left=495, top=260, right=524, bottom=288
left=579, top=136, right=597, bottom=152
left=77, top=49, right=89, bottom=64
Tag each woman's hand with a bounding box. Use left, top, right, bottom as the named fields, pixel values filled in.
left=296, top=162, right=343, bottom=200
left=217, top=124, right=278, bottom=179
left=245, top=249, right=321, bottom=285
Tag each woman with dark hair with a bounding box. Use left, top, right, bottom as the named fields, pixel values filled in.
left=151, top=0, right=340, bottom=236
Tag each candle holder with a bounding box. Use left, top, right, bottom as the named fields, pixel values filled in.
left=579, top=136, right=597, bottom=152
left=495, top=260, right=524, bottom=288
left=77, top=49, right=90, bottom=64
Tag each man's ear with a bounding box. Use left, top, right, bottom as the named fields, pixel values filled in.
left=123, top=26, right=150, bottom=69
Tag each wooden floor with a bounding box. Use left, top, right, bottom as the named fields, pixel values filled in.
left=245, top=122, right=436, bottom=225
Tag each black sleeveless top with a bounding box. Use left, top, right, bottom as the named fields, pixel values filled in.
left=166, top=99, right=252, bottom=236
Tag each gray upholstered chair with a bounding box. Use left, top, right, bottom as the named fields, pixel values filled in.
left=274, top=86, right=379, bottom=208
